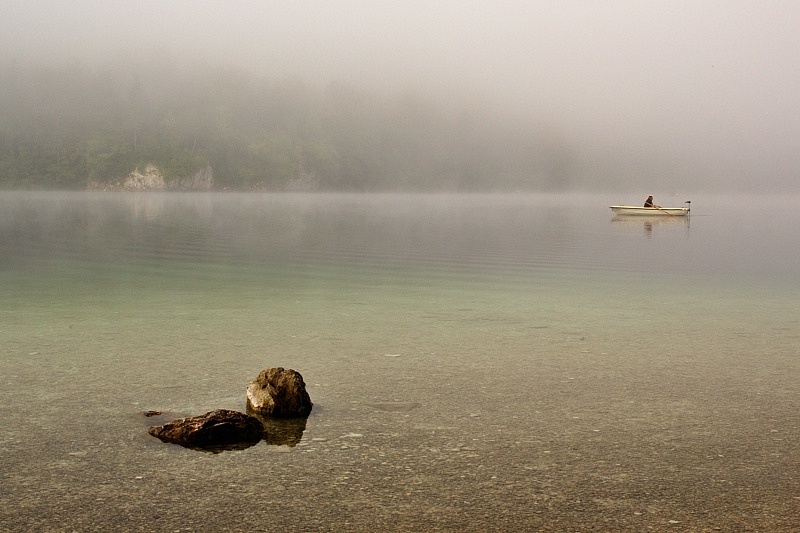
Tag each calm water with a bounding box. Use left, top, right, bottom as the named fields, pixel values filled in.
left=1, top=191, right=799, bottom=531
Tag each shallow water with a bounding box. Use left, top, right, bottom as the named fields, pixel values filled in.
left=1, top=192, right=799, bottom=531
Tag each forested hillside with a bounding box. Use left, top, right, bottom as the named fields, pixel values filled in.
left=0, top=61, right=569, bottom=191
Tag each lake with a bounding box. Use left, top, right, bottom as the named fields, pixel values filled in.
left=1, top=191, right=798, bottom=531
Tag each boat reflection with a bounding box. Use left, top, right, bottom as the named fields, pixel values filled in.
left=611, top=215, right=690, bottom=238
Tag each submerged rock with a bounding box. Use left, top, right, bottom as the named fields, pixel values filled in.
left=246, top=367, right=313, bottom=418
left=367, top=401, right=420, bottom=412
left=148, top=409, right=263, bottom=451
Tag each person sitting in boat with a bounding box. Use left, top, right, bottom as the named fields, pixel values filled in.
left=644, top=195, right=661, bottom=208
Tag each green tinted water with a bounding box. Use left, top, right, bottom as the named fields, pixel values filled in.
left=1, top=193, right=799, bottom=531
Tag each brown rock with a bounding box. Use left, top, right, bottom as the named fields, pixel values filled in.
left=148, top=409, right=263, bottom=451
left=246, top=367, right=313, bottom=418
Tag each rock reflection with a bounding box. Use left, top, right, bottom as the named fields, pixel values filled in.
left=247, top=410, right=309, bottom=447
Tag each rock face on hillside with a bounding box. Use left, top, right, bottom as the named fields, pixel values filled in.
left=87, top=163, right=214, bottom=191
left=124, top=164, right=166, bottom=190
left=148, top=409, right=264, bottom=451
left=246, top=367, right=313, bottom=418
left=167, top=164, right=214, bottom=190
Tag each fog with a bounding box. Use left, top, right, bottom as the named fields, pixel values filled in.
left=2, top=0, right=799, bottom=192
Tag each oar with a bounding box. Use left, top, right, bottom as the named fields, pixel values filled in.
left=654, top=205, right=674, bottom=216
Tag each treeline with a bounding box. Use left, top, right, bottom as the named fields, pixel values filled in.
left=0, top=61, right=570, bottom=191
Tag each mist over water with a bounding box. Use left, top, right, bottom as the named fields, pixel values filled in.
left=1, top=191, right=797, bottom=277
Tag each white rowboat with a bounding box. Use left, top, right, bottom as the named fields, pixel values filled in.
left=610, top=203, right=690, bottom=216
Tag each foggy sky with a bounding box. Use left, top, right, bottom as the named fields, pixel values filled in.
left=2, top=0, right=799, bottom=193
